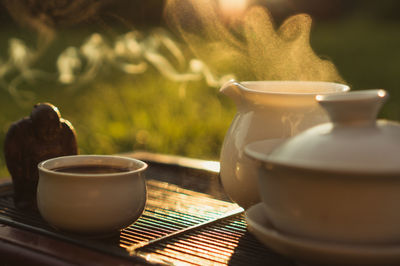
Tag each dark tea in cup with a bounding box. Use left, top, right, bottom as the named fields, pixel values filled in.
left=52, top=165, right=131, bottom=174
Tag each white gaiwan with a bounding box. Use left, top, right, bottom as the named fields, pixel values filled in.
left=245, top=89, right=400, bottom=244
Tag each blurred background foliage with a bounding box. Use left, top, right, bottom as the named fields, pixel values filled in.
left=0, top=0, right=399, bottom=177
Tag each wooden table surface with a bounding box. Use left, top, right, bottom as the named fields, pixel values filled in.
left=0, top=165, right=151, bottom=266
left=0, top=222, right=144, bottom=266
left=0, top=152, right=223, bottom=266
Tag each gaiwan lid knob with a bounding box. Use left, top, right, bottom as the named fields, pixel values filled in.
left=316, top=89, right=387, bottom=126
left=265, top=89, right=400, bottom=174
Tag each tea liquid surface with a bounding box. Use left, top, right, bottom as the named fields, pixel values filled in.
left=52, top=165, right=130, bottom=174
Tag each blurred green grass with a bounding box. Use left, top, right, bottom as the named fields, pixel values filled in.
left=0, top=14, right=399, bottom=178
left=0, top=68, right=236, bottom=177
left=311, top=16, right=400, bottom=120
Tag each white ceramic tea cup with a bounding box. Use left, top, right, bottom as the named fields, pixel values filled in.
left=37, top=155, right=147, bottom=235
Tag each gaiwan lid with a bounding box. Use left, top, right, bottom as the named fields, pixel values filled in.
left=248, top=89, right=400, bottom=174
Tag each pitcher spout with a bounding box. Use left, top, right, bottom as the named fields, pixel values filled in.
left=220, top=80, right=246, bottom=106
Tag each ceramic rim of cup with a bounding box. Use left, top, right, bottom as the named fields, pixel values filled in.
left=240, top=81, right=350, bottom=95
left=38, top=155, right=148, bottom=178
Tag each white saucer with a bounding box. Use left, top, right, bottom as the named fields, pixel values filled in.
left=245, top=203, right=400, bottom=265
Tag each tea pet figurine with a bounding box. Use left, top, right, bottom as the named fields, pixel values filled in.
left=4, top=103, right=78, bottom=210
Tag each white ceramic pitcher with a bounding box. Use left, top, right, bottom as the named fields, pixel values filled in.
left=219, top=80, right=349, bottom=209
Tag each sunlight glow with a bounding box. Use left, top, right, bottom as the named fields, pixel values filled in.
left=199, top=160, right=220, bottom=173
left=218, top=0, right=248, bottom=17
left=378, top=89, right=386, bottom=98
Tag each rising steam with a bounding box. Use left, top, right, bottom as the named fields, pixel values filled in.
left=164, top=0, right=344, bottom=82
left=1, top=0, right=345, bottom=105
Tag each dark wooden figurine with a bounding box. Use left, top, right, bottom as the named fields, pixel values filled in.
left=4, top=103, right=78, bottom=210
